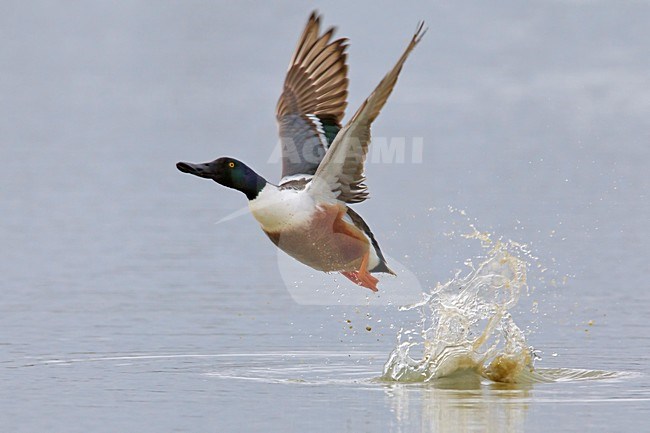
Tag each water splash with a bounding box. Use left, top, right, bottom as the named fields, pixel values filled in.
left=382, top=227, right=543, bottom=384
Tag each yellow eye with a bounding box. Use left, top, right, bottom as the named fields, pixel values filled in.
left=228, top=162, right=235, bottom=168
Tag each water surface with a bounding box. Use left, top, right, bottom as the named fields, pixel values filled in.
left=1, top=1, right=649, bottom=432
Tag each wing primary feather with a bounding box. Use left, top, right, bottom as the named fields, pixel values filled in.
left=276, top=12, right=350, bottom=179
left=310, top=22, right=426, bottom=204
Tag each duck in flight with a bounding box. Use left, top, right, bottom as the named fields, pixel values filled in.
left=177, top=12, right=425, bottom=291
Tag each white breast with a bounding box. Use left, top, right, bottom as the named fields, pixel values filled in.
left=248, top=185, right=316, bottom=232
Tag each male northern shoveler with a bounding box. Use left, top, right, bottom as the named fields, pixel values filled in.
left=177, top=12, right=425, bottom=291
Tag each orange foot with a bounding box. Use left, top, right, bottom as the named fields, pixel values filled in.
left=340, top=252, right=379, bottom=292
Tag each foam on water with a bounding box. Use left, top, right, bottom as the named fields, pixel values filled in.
left=382, top=227, right=551, bottom=384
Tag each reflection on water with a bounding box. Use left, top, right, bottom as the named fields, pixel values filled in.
left=385, top=380, right=531, bottom=433
left=383, top=368, right=632, bottom=433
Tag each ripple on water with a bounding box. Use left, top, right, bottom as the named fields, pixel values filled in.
left=36, top=351, right=630, bottom=390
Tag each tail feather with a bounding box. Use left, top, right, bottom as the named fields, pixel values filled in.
left=345, top=207, right=395, bottom=275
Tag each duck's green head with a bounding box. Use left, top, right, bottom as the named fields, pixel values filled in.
left=176, top=157, right=267, bottom=200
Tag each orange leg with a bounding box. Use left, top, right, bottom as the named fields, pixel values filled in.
left=341, top=252, right=379, bottom=292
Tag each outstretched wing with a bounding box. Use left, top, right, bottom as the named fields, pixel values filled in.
left=310, top=23, right=426, bottom=203
left=276, top=12, right=349, bottom=181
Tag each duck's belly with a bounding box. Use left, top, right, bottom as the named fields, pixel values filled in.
left=263, top=204, right=369, bottom=272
